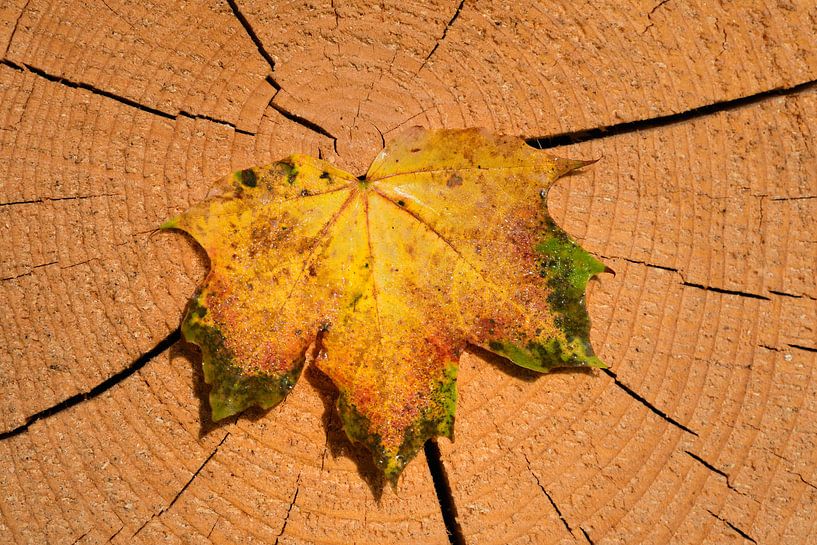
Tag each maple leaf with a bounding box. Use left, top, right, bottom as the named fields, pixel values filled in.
left=162, top=127, right=607, bottom=484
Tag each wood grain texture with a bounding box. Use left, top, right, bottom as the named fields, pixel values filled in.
left=1, top=1, right=815, bottom=544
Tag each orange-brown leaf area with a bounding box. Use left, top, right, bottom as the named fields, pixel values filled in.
left=1, top=1, right=816, bottom=544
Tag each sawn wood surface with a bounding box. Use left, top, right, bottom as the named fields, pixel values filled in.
left=1, top=1, right=816, bottom=544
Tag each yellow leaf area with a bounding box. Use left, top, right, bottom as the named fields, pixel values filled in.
left=162, top=128, right=607, bottom=484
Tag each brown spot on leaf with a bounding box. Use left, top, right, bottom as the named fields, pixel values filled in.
left=447, top=173, right=463, bottom=188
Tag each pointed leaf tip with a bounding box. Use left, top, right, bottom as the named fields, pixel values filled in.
left=552, top=157, right=598, bottom=180
left=160, top=216, right=179, bottom=230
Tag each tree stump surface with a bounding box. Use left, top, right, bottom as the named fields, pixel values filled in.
left=1, top=1, right=816, bottom=544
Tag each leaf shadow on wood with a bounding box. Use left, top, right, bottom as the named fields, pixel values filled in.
left=303, top=362, right=387, bottom=501
left=177, top=337, right=387, bottom=498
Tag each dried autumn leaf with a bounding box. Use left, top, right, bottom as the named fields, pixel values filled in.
left=162, top=127, right=607, bottom=484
